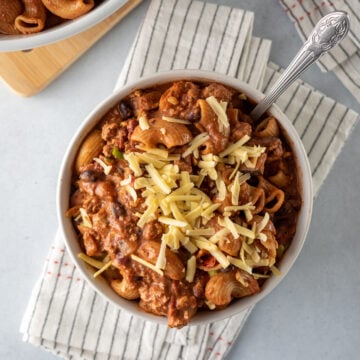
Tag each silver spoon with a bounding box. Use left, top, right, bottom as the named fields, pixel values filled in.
left=250, top=11, right=350, bottom=121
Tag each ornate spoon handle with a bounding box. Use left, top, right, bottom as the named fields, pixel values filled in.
left=250, top=11, right=350, bottom=121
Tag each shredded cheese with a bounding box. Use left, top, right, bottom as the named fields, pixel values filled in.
left=215, top=177, right=227, bottom=201
left=224, top=204, right=255, bottom=212
left=124, top=153, right=142, bottom=176
left=228, top=255, right=252, bottom=274
left=78, top=253, right=103, bottom=269
left=209, top=228, right=231, bottom=243
left=93, top=157, right=112, bottom=175
left=205, top=300, right=216, bottom=310
left=139, top=115, right=150, bottom=130
left=229, top=172, right=241, bottom=205
left=120, top=176, right=132, bottom=186
left=145, top=164, right=171, bottom=194
left=186, top=228, right=215, bottom=236
left=210, top=249, right=230, bottom=268
left=256, top=212, right=270, bottom=234
left=79, top=208, right=92, bottom=228
left=156, top=237, right=167, bottom=270
left=206, top=96, right=229, bottom=130
left=244, top=209, right=253, bottom=222
left=201, top=203, right=221, bottom=219
left=126, top=186, right=137, bottom=201
left=93, top=260, right=113, bottom=278
left=135, top=152, right=166, bottom=168
left=162, top=116, right=191, bottom=124
left=131, top=254, right=164, bottom=276
left=193, top=238, right=230, bottom=269
left=137, top=198, right=159, bottom=227
left=223, top=216, right=240, bottom=239
left=158, top=216, right=188, bottom=227
left=113, top=103, right=278, bottom=289
left=186, top=256, right=196, bottom=282
left=270, top=265, right=281, bottom=276
left=180, top=236, right=198, bottom=253
left=219, top=135, right=250, bottom=157
left=182, top=133, right=210, bottom=158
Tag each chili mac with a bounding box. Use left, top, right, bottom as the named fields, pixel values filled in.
left=67, top=80, right=302, bottom=328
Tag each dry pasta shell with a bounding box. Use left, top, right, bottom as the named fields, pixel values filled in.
left=74, top=129, right=104, bottom=173
left=14, top=0, right=46, bottom=34
left=41, top=0, right=94, bottom=20
left=0, top=0, right=22, bottom=35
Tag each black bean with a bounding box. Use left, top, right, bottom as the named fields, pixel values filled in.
left=79, top=170, right=97, bottom=182
left=118, top=102, right=133, bottom=120
left=110, top=202, right=125, bottom=218
left=186, top=109, right=200, bottom=122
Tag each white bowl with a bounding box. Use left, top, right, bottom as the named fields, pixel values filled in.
left=0, top=0, right=127, bottom=52
left=57, top=70, right=313, bottom=326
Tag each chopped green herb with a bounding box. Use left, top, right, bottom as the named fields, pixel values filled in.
left=208, top=270, right=217, bottom=277
left=277, top=244, right=286, bottom=259
left=112, top=146, right=123, bottom=159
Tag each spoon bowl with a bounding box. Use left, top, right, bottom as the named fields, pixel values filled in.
left=250, top=11, right=350, bottom=121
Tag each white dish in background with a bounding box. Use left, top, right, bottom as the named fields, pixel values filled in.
left=0, top=0, right=127, bottom=52
left=57, top=70, right=313, bottom=326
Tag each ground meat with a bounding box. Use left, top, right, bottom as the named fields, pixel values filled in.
left=141, top=221, right=164, bottom=242
left=159, top=81, right=201, bottom=121
left=137, top=271, right=172, bottom=316
left=168, top=281, right=197, bottom=328
left=202, top=83, right=234, bottom=102
left=129, top=90, right=162, bottom=115
left=104, top=228, right=139, bottom=258
left=231, top=121, right=252, bottom=142
left=101, top=121, right=128, bottom=152
left=103, top=217, right=140, bottom=258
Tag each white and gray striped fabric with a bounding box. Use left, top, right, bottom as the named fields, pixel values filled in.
left=280, top=0, right=360, bottom=102
left=20, top=0, right=358, bottom=359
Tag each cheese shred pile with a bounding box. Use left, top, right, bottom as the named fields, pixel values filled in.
left=115, top=98, right=271, bottom=282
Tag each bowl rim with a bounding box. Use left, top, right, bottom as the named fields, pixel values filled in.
left=57, top=69, right=313, bottom=326
left=0, top=0, right=127, bottom=52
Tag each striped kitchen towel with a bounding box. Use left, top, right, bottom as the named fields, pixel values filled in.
left=280, top=0, right=360, bottom=102
left=20, top=0, right=358, bottom=359
left=116, top=0, right=271, bottom=90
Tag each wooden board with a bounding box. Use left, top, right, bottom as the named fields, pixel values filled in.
left=0, top=0, right=142, bottom=97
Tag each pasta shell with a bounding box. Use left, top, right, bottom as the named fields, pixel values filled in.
left=15, top=0, right=46, bottom=34
left=255, top=117, right=280, bottom=138
left=137, top=241, right=185, bottom=280
left=218, top=234, right=242, bottom=257
left=41, top=0, right=94, bottom=20
left=205, top=271, right=260, bottom=307
left=249, top=186, right=265, bottom=214
left=74, top=129, right=104, bottom=173
left=205, top=272, right=236, bottom=306
left=268, top=169, right=290, bottom=188
left=0, top=0, right=22, bottom=35
left=258, top=176, right=285, bottom=213
left=130, top=118, right=192, bottom=149
left=110, top=279, right=139, bottom=300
